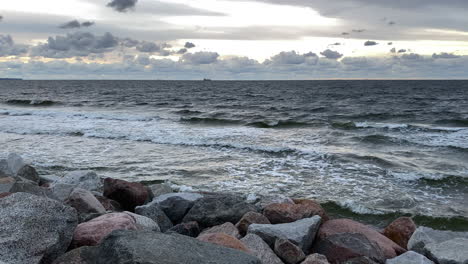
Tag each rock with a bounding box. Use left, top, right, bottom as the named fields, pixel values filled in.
left=312, top=232, right=386, bottom=264
left=9, top=181, right=57, bottom=199
left=15, top=165, right=40, bottom=184
left=6, top=153, right=26, bottom=176
left=54, top=171, right=102, bottom=192
left=263, top=199, right=328, bottom=224
left=103, top=178, right=150, bottom=211
left=383, top=217, right=416, bottom=249
left=84, top=229, right=262, bottom=263
left=343, top=256, right=380, bottom=264
left=149, top=183, right=173, bottom=197
left=123, top=211, right=161, bottom=231
left=248, top=216, right=321, bottom=254
left=201, top=222, right=241, bottom=239
left=94, top=194, right=122, bottom=212
left=66, top=188, right=106, bottom=219
left=135, top=202, right=173, bottom=232
left=301, top=254, right=330, bottom=264
left=0, top=177, right=15, bottom=193
left=0, top=192, right=12, bottom=198
left=166, top=221, right=201, bottom=237
left=51, top=246, right=97, bottom=264
left=152, top=192, right=203, bottom=223
left=241, top=234, right=284, bottom=264
left=274, top=238, right=306, bottom=264
left=50, top=183, right=76, bottom=201
left=0, top=192, right=78, bottom=264
left=38, top=175, right=60, bottom=186
left=408, top=226, right=468, bottom=264
left=255, top=194, right=295, bottom=209
left=236, top=211, right=271, bottom=236
left=198, top=233, right=251, bottom=253
left=184, top=194, right=258, bottom=227
left=317, top=219, right=406, bottom=259
left=71, top=212, right=138, bottom=248
left=386, top=251, right=434, bottom=264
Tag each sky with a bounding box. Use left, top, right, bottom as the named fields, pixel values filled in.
left=1, top=0, right=468, bottom=79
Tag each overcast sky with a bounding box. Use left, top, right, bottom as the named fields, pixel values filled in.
left=1, top=0, right=468, bottom=79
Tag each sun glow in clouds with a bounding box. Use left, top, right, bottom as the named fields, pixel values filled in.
left=160, top=0, right=339, bottom=28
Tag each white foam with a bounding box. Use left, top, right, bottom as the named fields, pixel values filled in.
left=355, top=121, right=409, bottom=129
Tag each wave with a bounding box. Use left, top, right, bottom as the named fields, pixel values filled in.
left=434, top=119, right=468, bottom=127
left=333, top=121, right=467, bottom=133
left=4, top=99, right=60, bottom=106
left=246, top=120, right=312, bottom=128
left=180, top=117, right=242, bottom=125
left=174, top=109, right=203, bottom=115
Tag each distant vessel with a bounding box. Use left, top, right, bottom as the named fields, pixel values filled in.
left=203, top=78, right=212, bottom=81
left=0, top=78, right=23, bottom=80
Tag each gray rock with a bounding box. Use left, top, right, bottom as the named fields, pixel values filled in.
left=65, top=188, right=106, bottom=221
left=135, top=202, right=173, bottom=232
left=248, top=216, right=321, bottom=254
left=0, top=192, right=78, bottom=264
left=200, top=222, right=241, bottom=239
left=149, top=183, right=173, bottom=197
left=53, top=171, right=102, bottom=192
left=408, top=226, right=468, bottom=264
left=38, top=175, right=60, bottom=186
left=0, top=159, right=10, bottom=177
left=386, top=251, right=434, bottom=264
left=312, top=233, right=386, bottom=264
left=7, top=153, right=26, bottom=176
left=15, top=165, right=40, bottom=184
left=166, top=221, right=201, bottom=237
left=123, top=211, right=161, bottom=232
left=153, top=192, right=203, bottom=223
left=183, top=194, right=258, bottom=227
left=51, top=246, right=97, bottom=264
left=301, top=254, right=330, bottom=264
left=9, top=181, right=57, bottom=199
left=274, top=238, right=306, bottom=264
left=241, top=234, right=285, bottom=264
left=50, top=183, right=76, bottom=201
left=76, top=229, right=262, bottom=264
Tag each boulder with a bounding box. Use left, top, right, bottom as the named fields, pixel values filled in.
left=16, top=165, right=40, bottom=184
left=9, top=181, right=57, bottom=199
left=263, top=199, right=328, bottom=224
left=312, top=232, right=386, bottom=264
left=6, top=153, right=26, bottom=176
left=82, top=229, right=262, bottom=263
left=71, top=212, right=138, bottom=248
left=383, top=217, right=416, bottom=249
left=65, top=188, right=106, bottom=219
left=94, top=194, right=122, bottom=212
left=0, top=193, right=78, bottom=264
left=183, top=194, right=258, bottom=227
left=0, top=192, right=12, bottom=198
left=255, top=194, right=295, bottom=209
left=343, top=256, right=381, bottom=264
left=0, top=176, right=15, bottom=193
left=274, top=238, right=306, bottom=264
left=51, top=246, right=97, bottom=264
left=241, top=234, right=284, bottom=264
left=317, top=219, right=406, bottom=258
left=248, top=216, right=321, bottom=254
left=198, top=233, right=250, bottom=253
left=135, top=202, right=173, bottom=232
left=50, top=183, right=76, bottom=201
left=152, top=192, right=203, bottom=223
left=236, top=211, right=271, bottom=236
left=123, top=211, right=161, bottom=232
left=166, top=221, right=200, bottom=237
left=408, top=226, right=468, bottom=264
left=54, top=171, right=102, bottom=192
left=149, top=183, right=173, bottom=197
left=300, top=254, right=330, bottom=264
left=200, top=222, right=241, bottom=239
left=103, top=178, right=150, bottom=211
left=386, top=251, right=434, bottom=264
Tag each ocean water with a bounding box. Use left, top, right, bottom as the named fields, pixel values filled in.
left=0, top=80, right=467, bottom=224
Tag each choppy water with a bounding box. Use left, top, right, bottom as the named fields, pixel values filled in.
left=0, top=80, right=467, bottom=222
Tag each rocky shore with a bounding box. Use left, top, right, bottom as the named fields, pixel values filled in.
left=0, top=153, right=467, bottom=264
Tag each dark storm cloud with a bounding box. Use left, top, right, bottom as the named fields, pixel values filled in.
left=30, top=32, right=119, bottom=58
left=320, top=49, right=343, bottom=59
left=364, top=41, right=378, bottom=46
left=432, top=52, right=460, bottom=59
left=0, top=35, right=28, bottom=56
left=107, top=0, right=138, bottom=12
left=181, top=52, right=219, bottom=64
left=184, top=42, right=196, bottom=49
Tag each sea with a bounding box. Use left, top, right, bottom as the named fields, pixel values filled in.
left=1, top=80, right=467, bottom=229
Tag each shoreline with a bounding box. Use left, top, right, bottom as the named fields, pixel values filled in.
left=1, top=153, right=467, bottom=264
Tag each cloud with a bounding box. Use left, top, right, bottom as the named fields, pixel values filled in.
left=0, top=15, right=3, bottom=22
left=390, top=48, right=396, bottom=53
left=107, top=0, right=138, bottom=12
left=388, top=42, right=393, bottom=45
left=59, top=20, right=95, bottom=29
left=364, top=40, right=378, bottom=46
left=177, top=48, right=188, bottom=54
left=432, top=52, right=460, bottom=59
left=30, top=32, right=119, bottom=58
left=135, top=41, right=161, bottom=53
left=184, top=42, right=196, bottom=49
left=352, top=29, right=366, bottom=33
left=181, top=52, right=219, bottom=64
left=0, top=35, right=28, bottom=56
left=401, top=53, right=422, bottom=60
left=320, top=49, right=343, bottom=59
left=388, top=21, right=396, bottom=26
left=398, top=49, right=407, bottom=53
left=269, top=51, right=306, bottom=64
